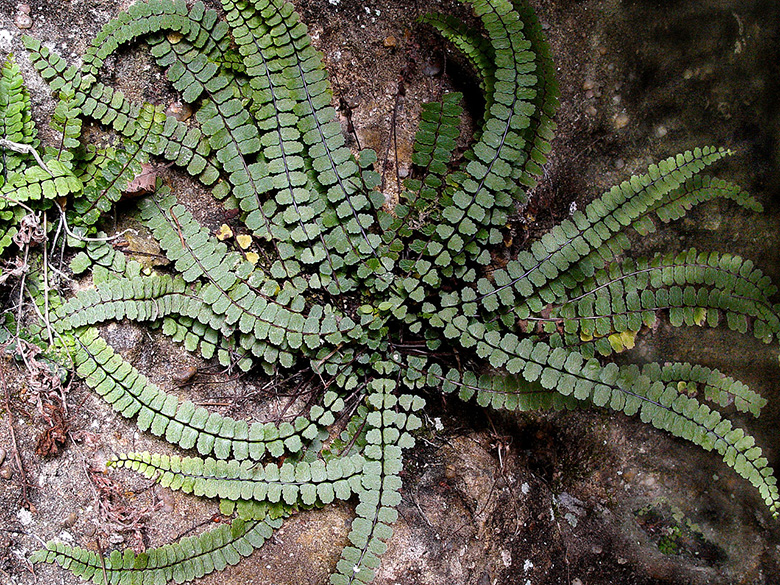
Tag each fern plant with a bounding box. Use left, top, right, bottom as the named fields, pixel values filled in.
left=0, top=0, right=775, bottom=583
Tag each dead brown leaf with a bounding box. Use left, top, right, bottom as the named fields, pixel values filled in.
left=122, top=163, right=159, bottom=199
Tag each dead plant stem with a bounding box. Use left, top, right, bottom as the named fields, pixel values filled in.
left=15, top=244, right=30, bottom=346
left=42, top=214, right=54, bottom=347
left=0, top=352, right=33, bottom=509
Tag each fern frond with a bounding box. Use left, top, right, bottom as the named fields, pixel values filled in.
left=331, top=379, right=421, bottom=585
left=475, top=147, right=730, bottom=313
left=78, top=0, right=199, bottom=88
left=0, top=159, right=82, bottom=207
left=63, top=327, right=342, bottom=460
left=55, top=273, right=188, bottom=328
left=419, top=13, right=496, bottom=100
left=406, top=93, right=464, bottom=209
left=46, top=92, right=83, bottom=164
left=510, top=0, right=559, bottom=192
left=465, top=327, right=780, bottom=513
left=427, top=0, right=538, bottom=268
left=0, top=55, right=38, bottom=172
left=380, top=92, right=463, bottom=271
left=112, top=451, right=366, bottom=507
left=426, top=363, right=578, bottom=411
left=160, top=314, right=254, bottom=371
left=634, top=174, right=763, bottom=235
left=525, top=248, right=780, bottom=356
left=31, top=516, right=282, bottom=585
left=650, top=362, right=767, bottom=418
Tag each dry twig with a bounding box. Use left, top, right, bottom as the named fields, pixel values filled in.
left=0, top=138, right=52, bottom=175
left=0, top=350, right=34, bottom=510
left=84, top=463, right=162, bottom=551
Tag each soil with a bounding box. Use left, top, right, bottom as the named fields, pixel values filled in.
left=1, top=1, right=779, bottom=584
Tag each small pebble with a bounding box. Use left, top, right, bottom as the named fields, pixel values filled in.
left=161, top=495, right=175, bottom=514
left=172, top=365, right=198, bottom=385
left=598, top=46, right=608, bottom=56
left=165, top=101, right=192, bottom=122
left=617, top=557, right=628, bottom=565
left=585, top=105, right=597, bottom=116
left=397, top=164, right=410, bottom=179
left=109, top=533, right=124, bottom=545
left=592, top=544, right=603, bottom=554
left=15, top=12, right=33, bottom=29
left=582, top=79, right=595, bottom=91
left=17, top=508, right=32, bottom=525
left=584, top=90, right=594, bottom=99
left=572, top=579, right=584, bottom=585
left=421, top=60, right=442, bottom=77
left=61, top=511, right=78, bottom=528
left=18, top=3, right=31, bottom=14
left=613, top=112, right=630, bottom=129
left=612, top=94, right=621, bottom=105
left=0, top=447, right=6, bottom=467
left=654, top=125, right=668, bottom=138
left=0, top=466, right=12, bottom=480
left=383, top=36, right=396, bottom=48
